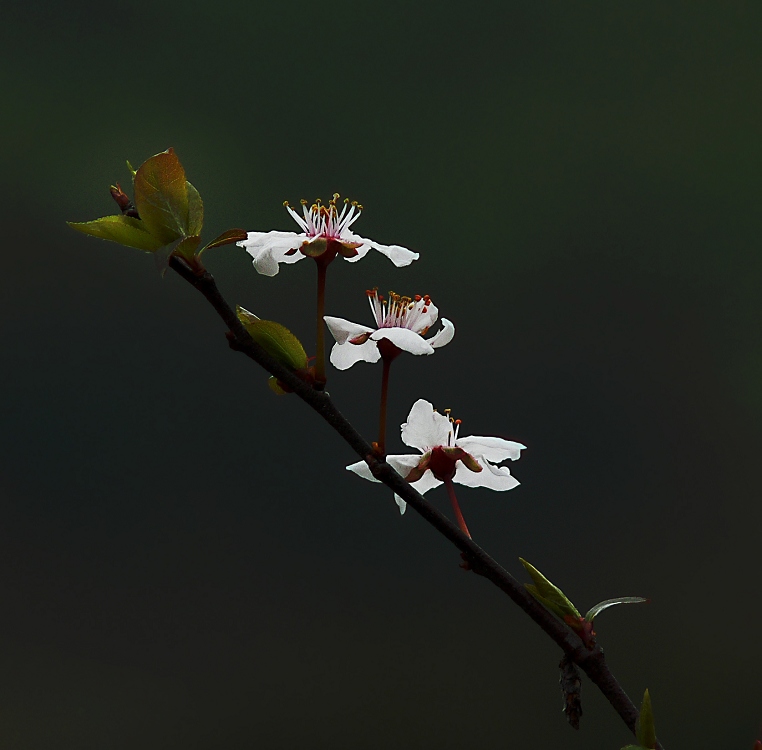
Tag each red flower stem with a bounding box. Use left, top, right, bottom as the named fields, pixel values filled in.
left=314, top=260, right=328, bottom=388
left=377, top=356, right=392, bottom=456
left=445, top=479, right=472, bottom=539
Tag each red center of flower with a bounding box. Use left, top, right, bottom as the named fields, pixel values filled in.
left=428, top=445, right=458, bottom=482
left=376, top=336, right=402, bottom=362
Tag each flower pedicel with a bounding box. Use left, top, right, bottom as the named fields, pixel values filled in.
left=325, top=290, right=455, bottom=455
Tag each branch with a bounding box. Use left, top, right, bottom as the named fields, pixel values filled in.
left=169, top=256, right=664, bottom=749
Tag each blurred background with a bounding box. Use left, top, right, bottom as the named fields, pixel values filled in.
left=1, top=1, right=761, bottom=747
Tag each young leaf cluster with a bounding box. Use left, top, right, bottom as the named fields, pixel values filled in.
left=520, top=558, right=646, bottom=647
left=67, top=148, right=246, bottom=272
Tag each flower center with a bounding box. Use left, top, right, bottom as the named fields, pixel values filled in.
left=284, top=193, right=363, bottom=240
left=428, top=445, right=458, bottom=482
left=365, top=287, right=433, bottom=333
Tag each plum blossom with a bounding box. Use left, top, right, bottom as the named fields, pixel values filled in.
left=237, top=194, right=419, bottom=276
left=324, top=288, right=455, bottom=370
left=347, top=399, right=525, bottom=515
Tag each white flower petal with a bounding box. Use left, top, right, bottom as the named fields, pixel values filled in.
left=329, top=339, right=381, bottom=370
left=454, top=456, right=520, bottom=491
left=343, top=243, right=372, bottom=263
left=427, top=318, right=455, bottom=349
left=385, top=455, right=443, bottom=515
left=354, top=453, right=421, bottom=516
left=348, top=453, right=442, bottom=516
left=343, top=232, right=419, bottom=266
left=324, top=316, right=374, bottom=345
left=346, top=459, right=379, bottom=482
left=400, top=399, right=451, bottom=452
left=238, top=231, right=304, bottom=276
left=409, top=471, right=443, bottom=496
left=370, top=241, right=420, bottom=267
left=394, top=469, right=444, bottom=514
left=242, top=231, right=303, bottom=255
left=371, top=327, right=435, bottom=356
left=417, top=301, right=439, bottom=330
left=456, top=435, right=526, bottom=463
left=386, top=453, right=424, bottom=477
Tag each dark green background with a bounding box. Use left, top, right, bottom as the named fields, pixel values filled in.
left=2, top=2, right=761, bottom=747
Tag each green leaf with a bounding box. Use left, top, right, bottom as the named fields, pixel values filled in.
left=519, top=558, right=581, bottom=621
left=133, top=148, right=189, bottom=244
left=635, top=689, right=656, bottom=749
left=585, top=597, right=648, bottom=623
left=172, top=235, right=202, bottom=263
left=199, top=228, right=248, bottom=256
left=67, top=215, right=164, bottom=252
left=237, top=306, right=309, bottom=370
left=186, top=180, right=204, bottom=236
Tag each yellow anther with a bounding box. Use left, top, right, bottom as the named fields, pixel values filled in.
left=333, top=192, right=340, bottom=200
left=358, top=204, right=364, bottom=210
left=283, top=200, right=290, bottom=207
left=300, top=199, right=308, bottom=205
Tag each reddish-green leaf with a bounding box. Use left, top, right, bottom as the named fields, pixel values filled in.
left=186, top=180, right=204, bottom=236
left=67, top=215, right=164, bottom=252
left=199, top=228, right=248, bottom=256
left=133, top=148, right=189, bottom=244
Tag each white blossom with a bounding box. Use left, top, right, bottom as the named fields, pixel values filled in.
left=324, top=289, right=455, bottom=370
left=237, top=195, right=419, bottom=276
left=347, top=399, right=525, bottom=514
